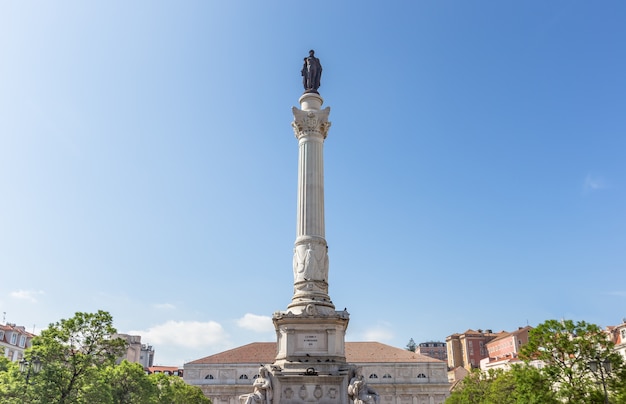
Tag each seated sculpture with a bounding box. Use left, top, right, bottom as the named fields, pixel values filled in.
left=239, top=367, right=272, bottom=404
left=348, top=367, right=380, bottom=404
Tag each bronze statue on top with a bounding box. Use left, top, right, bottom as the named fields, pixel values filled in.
left=301, top=50, right=322, bottom=93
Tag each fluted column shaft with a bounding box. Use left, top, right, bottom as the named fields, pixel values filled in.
left=297, top=132, right=325, bottom=239
left=289, top=93, right=333, bottom=311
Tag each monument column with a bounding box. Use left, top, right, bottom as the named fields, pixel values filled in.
left=289, top=93, right=333, bottom=312
left=270, top=51, right=351, bottom=404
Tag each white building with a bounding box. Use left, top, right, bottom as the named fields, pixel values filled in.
left=184, top=341, right=450, bottom=404
left=0, top=323, right=35, bottom=362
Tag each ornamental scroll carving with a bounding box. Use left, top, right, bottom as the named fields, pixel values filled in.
left=292, top=107, right=331, bottom=139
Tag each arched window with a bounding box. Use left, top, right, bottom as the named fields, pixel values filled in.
left=205, top=374, right=214, bottom=379
left=239, top=374, right=249, bottom=379
left=253, top=374, right=259, bottom=379
left=369, top=374, right=378, bottom=379
left=417, top=373, right=427, bottom=378
left=383, top=373, right=392, bottom=379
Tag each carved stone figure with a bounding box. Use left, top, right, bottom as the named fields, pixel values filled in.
left=239, top=367, right=273, bottom=404
left=293, top=243, right=329, bottom=283
left=301, top=50, right=322, bottom=92
left=348, top=368, right=380, bottom=404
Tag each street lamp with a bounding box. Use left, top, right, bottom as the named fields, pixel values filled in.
left=19, top=356, right=42, bottom=396
left=588, top=357, right=611, bottom=404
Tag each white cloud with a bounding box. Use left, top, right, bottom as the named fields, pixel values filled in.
left=583, top=174, right=608, bottom=193
left=129, top=320, right=229, bottom=349
left=153, top=303, right=176, bottom=310
left=10, top=290, right=44, bottom=303
left=236, top=313, right=274, bottom=333
left=362, top=323, right=394, bottom=342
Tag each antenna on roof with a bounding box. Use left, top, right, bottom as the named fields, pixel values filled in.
left=2, top=312, right=5, bottom=324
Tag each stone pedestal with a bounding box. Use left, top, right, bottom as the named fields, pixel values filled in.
left=270, top=374, right=349, bottom=404
left=272, top=309, right=349, bottom=372
left=271, top=310, right=351, bottom=403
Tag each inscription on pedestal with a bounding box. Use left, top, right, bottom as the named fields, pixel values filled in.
left=296, top=332, right=327, bottom=351
left=304, top=334, right=318, bottom=348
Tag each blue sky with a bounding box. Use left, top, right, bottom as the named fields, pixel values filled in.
left=1, top=1, right=625, bottom=366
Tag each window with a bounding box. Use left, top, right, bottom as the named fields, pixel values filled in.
left=19, top=335, right=26, bottom=348
left=239, top=374, right=248, bottom=379
left=369, top=374, right=378, bottom=379
left=417, top=373, right=427, bottom=378
left=205, top=374, right=214, bottom=379
left=0, top=331, right=4, bottom=340
left=10, top=333, right=17, bottom=345
left=383, top=374, right=392, bottom=379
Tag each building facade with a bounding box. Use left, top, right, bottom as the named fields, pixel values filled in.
left=446, top=329, right=502, bottom=370
left=114, top=333, right=155, bottom=368
left=607, top=319, right=626, bottom=360
left=184, top=342, right=450, bottom=404
left=416, top=342, right=447, bottom=362
left=480, top=326, right=532, bottom=371
left=0, top=323, right=35, bottom=362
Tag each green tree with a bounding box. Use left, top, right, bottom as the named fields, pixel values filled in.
left=520, top=319, right=623, bottom=403
left=78, top=360, right=156, bottom=404
left=506, top=364, right=557, bottom=403
left=446, top=368, right=492, bottom=404
left=0, top=311, right=212, bottom=404
left=405, top=338, right=416, bottom=352
left=107, top=360, right=155, bottom=404
left=0, top=358, right=27, bottom=404
left=28, top=310, right=127, bottom=404
left=446, top=366, right=557, bottom=404
left=148, top=372, right=211, bottom=403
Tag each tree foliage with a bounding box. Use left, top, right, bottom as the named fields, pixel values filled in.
left=28, top=310, right=127, bottom=403
left=446, top=319, right=626, bottom=403
left=149, top=372, right=211, bottom=403
left=405, top=338, right=416, bottom=352
left=0, top=310, right=210, bottom=404
left=446, top=366, right=557, bottom=404
left=520, top=319, right=623, bottom=403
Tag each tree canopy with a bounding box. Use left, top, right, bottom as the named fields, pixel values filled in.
left=0, top=310, right=210, bottom=404
left=447, top=319, right=626, bottom=403
left=520, top=319, right=624, bottom=403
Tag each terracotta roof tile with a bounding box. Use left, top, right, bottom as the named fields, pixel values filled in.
left=186, top=342, right=443, bottom=365
left=187, top=343, right=276, bottom=365
left=346, top=342, right=442, bottom=363
left=148, top=365, right=182, bottom=372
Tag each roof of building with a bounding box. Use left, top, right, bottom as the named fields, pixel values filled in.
left=486, top=326, right=532, bottom=345
left=0, top=324, right=36, bottom=346
left=347, top=342, right=441, bottom=363
left=147, top=365, right=182, bottom=373
left=186, top=341, right=443, bottom=365
left=0, top=324, right=36, bottom=337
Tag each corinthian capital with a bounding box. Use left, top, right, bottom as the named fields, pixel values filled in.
left=292, top=106, right=332, bottom=140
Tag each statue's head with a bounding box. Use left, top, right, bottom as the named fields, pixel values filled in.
left=309, top=50, right=315, bottom=56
